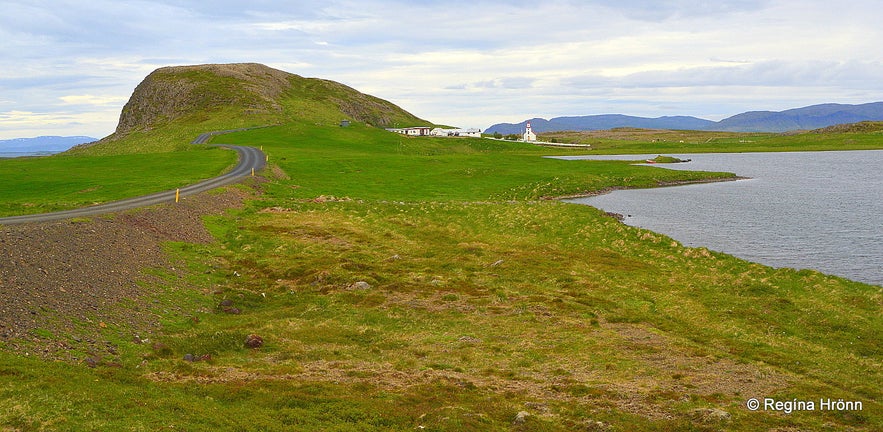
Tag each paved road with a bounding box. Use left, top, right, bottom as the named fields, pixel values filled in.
left=0, top=132, right=265, bottom=225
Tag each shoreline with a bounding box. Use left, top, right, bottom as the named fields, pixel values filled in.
left=547, top=175, right=749, bottom=201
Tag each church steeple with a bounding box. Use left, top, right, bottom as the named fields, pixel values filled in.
left=523, top=121, right=537, bottom=142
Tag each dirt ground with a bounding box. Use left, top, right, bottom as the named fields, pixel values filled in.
left=0, top=187, right=247, bottom=361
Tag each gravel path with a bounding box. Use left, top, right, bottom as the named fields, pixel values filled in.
left=0, top=187, right=248, bottom=361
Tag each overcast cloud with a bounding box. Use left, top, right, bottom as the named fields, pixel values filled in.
left=1, top=0, right=881, bottom=138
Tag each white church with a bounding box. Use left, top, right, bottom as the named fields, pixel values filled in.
left=523, top=121, right=537, bottom=142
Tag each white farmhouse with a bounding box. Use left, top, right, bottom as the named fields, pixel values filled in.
left=430, top=128, right=482, bottom=137
left=387, top=126, right=432, bottom=136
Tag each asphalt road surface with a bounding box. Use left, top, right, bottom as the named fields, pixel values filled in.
left=0, top=133, right=266, bottom=225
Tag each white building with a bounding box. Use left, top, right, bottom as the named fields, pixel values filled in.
left=387, top=126, right=432, bottom=136
left=430, top=128, right=482, bottom=138
left=523, top=122, right=537, bottom=142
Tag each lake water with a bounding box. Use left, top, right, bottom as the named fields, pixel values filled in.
left=0, top=151, right=59, bottom=158
left=560, top=150, right=882, bottom=286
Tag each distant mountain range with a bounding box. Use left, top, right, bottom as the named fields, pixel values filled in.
left=0, top=136, right=98, bottom=153
left=486, top=102, right=883, bottom=134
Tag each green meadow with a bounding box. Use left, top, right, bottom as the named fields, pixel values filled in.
left=1, top=121, right=881, bottom=430
left=0, top=147, right=236, bottom=217
left=542, top=124, right=883, bottom=153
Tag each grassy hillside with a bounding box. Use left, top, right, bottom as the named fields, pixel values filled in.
left=2, top=119, right=879, bottom=431
left=71, top=63, right=431, bottom=156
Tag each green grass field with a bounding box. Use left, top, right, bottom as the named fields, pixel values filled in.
left=0, top=147, right=236, bottom=217
left=542, top=126, right=883, bottom=153
left=1, top=121, right=880, bottom=430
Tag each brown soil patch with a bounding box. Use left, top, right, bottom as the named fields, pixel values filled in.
left=604, top=322, right=791, bottom=419
left=0, top=187, right=249, bottom=361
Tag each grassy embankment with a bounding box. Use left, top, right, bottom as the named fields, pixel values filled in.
left=1, top=120, right=880, bottom=431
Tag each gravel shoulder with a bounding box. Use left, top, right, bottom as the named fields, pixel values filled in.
left=0, top=186, right=250, bottom=361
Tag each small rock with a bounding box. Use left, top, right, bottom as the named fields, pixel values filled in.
left=690, top=408, right=731, bottom=423
left=218, top=299, right=234, bottom=308
left=183, top=353, right=195, bottom=362
left=524, top=402, right=548, bottom=413
left=245, top=334, right=264, bottom=349
left=605, top=212, right=625, bottom=221
left=348, top=281, right=371, bottom=290
left=222, top=307, right=241, bottom=315
left=513, top=411, right=530, bottom=425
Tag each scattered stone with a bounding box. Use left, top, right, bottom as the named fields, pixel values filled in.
left=605, top=212, right=625, bottom=221
left=690, top=408, right=731, bottom=423
left=218, top=299, right=234, bottom=308
left=458, top=335, right=482, bottom=344
left=513, top=411, right=530, bottom=425
left=348, top=281, right=371, bottom=290
left=524, top=402, right=548, bottom=413
left=84, top=356, right=100, bottom=368
left=490, top=259, right=504, bottom=267
left=183, top=353, right=195, bottom=362
left=222, top=307, right=241, bottom=315
left=584, top=420, right=611, bottom=431
left=245, top=333, right=264, bottom=349
left=0, top=187, right=247, bottom=361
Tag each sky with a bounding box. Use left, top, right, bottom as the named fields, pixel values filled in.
left=2, top=0, right=882, bottom=139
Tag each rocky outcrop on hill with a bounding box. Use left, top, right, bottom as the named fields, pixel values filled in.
left=107, top=63, right=428, bottom=141
left=112, top=63, right=293, bottom=137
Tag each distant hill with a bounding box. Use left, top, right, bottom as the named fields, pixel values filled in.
left=713, top=102, right=883, bottom=132
left=0, top=136, right=97, bottom=153
left=486, top=102, right=883, bottom=134
left=487, top=115, right=715, bottom=135
left=78, top=63, right=430, bottom=154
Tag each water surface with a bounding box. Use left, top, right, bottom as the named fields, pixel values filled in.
left=563, top=150, right=882, bottom=286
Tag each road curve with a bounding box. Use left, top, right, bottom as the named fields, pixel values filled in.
left=0, top=132, right=265, bottom=225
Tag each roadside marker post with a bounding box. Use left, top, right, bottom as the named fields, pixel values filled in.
left=175, top=188, right=180, bottom=203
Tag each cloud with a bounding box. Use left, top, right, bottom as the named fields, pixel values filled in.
left=59, top=95, right=130, bottom=106
left=0, top=109, right=118, bottom=138
left=1, top=0, right=882, bottom=136
left=592, top=0, right=770, bottom=21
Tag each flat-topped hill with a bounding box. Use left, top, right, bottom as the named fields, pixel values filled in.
left=76, top=63, right=430, bottom=154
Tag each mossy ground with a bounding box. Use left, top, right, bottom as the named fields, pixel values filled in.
left=1, top=122, right=880, bottom=430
